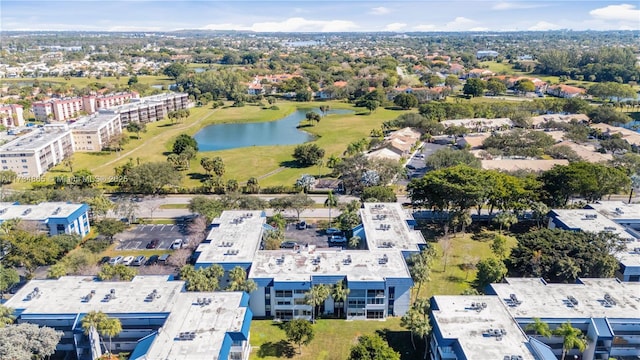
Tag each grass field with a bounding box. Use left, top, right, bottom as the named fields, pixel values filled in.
left=42, top=100, right=409, bottom=190
left=250, top=317, right=418, bottom=360
left=0, top=75, right=175, bottom=88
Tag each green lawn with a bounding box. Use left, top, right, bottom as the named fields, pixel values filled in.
left=417, top=231, right=517, bottom=299
left=0, top=75, right=174, bottom=88
left=159, top=203, right=190, bottom=209
left=250, top=318, right=418, bottom=360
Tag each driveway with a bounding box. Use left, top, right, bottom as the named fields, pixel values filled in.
left=398, top=143, right=447, bottom=185
left=283, top=222, right=337, bottom=249
left=115, top=224, right=188, bottom=250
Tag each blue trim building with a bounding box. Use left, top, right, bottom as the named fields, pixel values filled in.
left=0, top=201, right=90, bottom=237
left=4, top=276, right=252, bottom=360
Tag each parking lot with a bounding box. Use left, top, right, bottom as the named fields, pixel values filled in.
left=116, top=224, right=188, bottom=250
left=283, top=222, right=346, bottom=249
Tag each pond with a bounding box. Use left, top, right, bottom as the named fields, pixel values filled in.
left=193, top=108, right=353, bottom=151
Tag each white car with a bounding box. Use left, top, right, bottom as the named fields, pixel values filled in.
left=108, top=256, right=123, bottom=265
left=121, top=256, right=135, bottom=266
left=171, top=239, right=183, bottom=250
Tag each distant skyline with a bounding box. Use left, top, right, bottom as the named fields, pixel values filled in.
left=2, top=1, right=639, bottom=32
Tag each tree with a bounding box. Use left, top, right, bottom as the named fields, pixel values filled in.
left=425, top=148, right=481, bottom=170
left=98, top=264, right=137, bottom=281
left=361, top=186, right=396, bottom=202
left=463, top=78, right=486, bottom=97
left=94, top=219, right=127, bottom=242
left=486, top=78, right=507, bottom=95
left=227, top=266, right=257, bottom=293
left=407, top=247, right=437, bottom=296
left=475, top=258, right=507, bottom=289
left=188, top=196, right=223, bottom=222
left=600, top=137, right=631, bottom=154
left=283, top=319, right=314, bottom=354
left=87, top=195, right=114, bottom=219
left=0, top=323, right=62, bottom=359
left=295, top=174, right=316, bottom=194
left=554, top=321, right=587, bottom=360
left=324, top=190, right=338, bottom=227
left=179, top=264, right=224, bottom=291
left=588, top=105, right=632, bottom=125
left=331, top=280, right=350, bottom=318
left=493, top=211, right=518, bottom=233
left=245, top=177, right=260, bottom=194
left=347, top=334, right=400, bottom=360
left=125, top=121, right=146, bottom=139
left=525, top=318, right=552, bottom=337
left=172, top=134, right=199, bottom=154
left=0, top=304, right=14, bottom=328
left=491, top=234, right=509, bottom=260
left=82, top=310, right=108, bottom=352
left=211, top=156, right=225, bottom=178
left=2, top=230, right=62, bottom=278
left=349, top=235, right=361, bottom=249
left=121, top=162, right=182, bottom=194
left=587, top=82, right=636, bottom=101
left=98, top=317, right=122, bottom=356
left=269, top=194, right=315, bottom=221
left=0, top=267, right=19, bottom=297
left=363, top=99, right=379, bottom=113
left=293, top=144, right=325, bottom=167
left=305, top=111, right=321, bottom=126
left=163, top=62, right=188, bottom=80
left=200, top=157, right=215, bottom=177
left=515, top=79, right=536, bottom=94
left=319, top=105, right=330, bottom=117
left=394, top=93, right=419, bottom=110
left=401, top=298, right=431, bottom=359
left=305, top=284, right=331, bottom=323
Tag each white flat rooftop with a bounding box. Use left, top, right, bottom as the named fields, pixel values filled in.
left=432, top=295, right=536, bottom=360
left=249, top=248, right=411, bottom=282
left=0, top=127, right=70, bottom=152
left=619, top=239, right=640, bottom=267
left=587, top=201, right=640, bottom=222
left=0, top=202, right=85, bottom=221
left=144, top=292, right=246, bottom=360
left=491, top=278, right=640, bottom=319
left=70, top=113, right=119, bottom=131
left=360, top=203, right=425, bottom=251
left=550, top=209, right=635, bottom=240
left=195, top=211, right=265, bottom=265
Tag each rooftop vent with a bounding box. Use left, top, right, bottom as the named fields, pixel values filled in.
left=225, top=249, right=240, bottom=255
left=177, top=332, right=197, bottom=341
left=0, top=208, right=7, bottom=215
left=196, top=298, right=212, bottom=306
left=24, top=287, right=41, bottom=301
left=145, top=289, right=160, bottom=302
left=483, top=328, right=506, bottom=338
left=507, top=293, right=522, bottom=307
left=82, top=290, right=96, bottom=303
left=378, top=254, right=389, bottom=265
left=603, top=293, right=616, bottom=307
left=603, top=226, right=617, bottom=232
left=312, top=256, right=321, bottom=265
left=22, top=208, right=31, bottom=216
left=584, top=214, right=597, bottom=220
left=343, top=255, right=352, bottom=265
left=276, top=255, right=285, bottom=265
left=52, top=207, right=62, bottom=215
left=378, top=224, right=391, bottom=231
left=470, top=302, right=487, bottom=312
left=103, top=289, right=116, bottom=302
left=567, top=295, right=579, bottom=307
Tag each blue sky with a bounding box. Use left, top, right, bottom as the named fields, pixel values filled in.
left=2, top=1, right=639, bottom=32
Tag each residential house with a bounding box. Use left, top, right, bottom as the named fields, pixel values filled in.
left=546, top=84, right=587, bottom=99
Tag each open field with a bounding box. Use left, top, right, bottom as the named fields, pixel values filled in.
left=478, top=61, right=595, bottom=88
left=249, top=317, right=417, bottom=360
left=417, top=231, right=517, bottom=299
left=0, top=75, right=175, bottom=88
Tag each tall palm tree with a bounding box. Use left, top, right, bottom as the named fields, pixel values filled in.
left=554, top=321, right=587, bottom=360
left=98, top=317, right=122, bottom=356
left=0, top=304, right=14, bottom=328
left=324, top=191, right=338, bottom=227
left=331, top=280, right=350, bottom=318
left=400, top=298, right=431, bottom=359
left=305, top=284, right=330, bottom=323
left=524, top=317, right=552, bottom=337
left=82, top=311, right=108, bottom=353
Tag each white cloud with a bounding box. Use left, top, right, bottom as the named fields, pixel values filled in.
left=201, top=18, right=358, bottom=32
left=589, top=4, right=640, bottom=22
left=493, top=2, right=546, bottom=10
left=470, top=27, right=490, bottom=31
left=528, top=21, right=561, bottom=31
left=369, top=6, right=391, bottom=15
left=384, top=23, right=407, bottom=31
left=444, top=17, right=478, bottom=31
left=414, top=24, right=437, bottom=31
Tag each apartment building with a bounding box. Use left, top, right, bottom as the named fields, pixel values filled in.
left=107, top=92, right=189, bottom=125
left=430, top=278, right=640, bottom=360
left=0, top=124, right=74, bottom=177
left=0, top=103, right=25, bottom=127
left=70, top=112, right=122, bottom=152
left=4, top=276, right=252, bottom=360
left=0, top=201, right=90, bottom=236
left=193, top=204, right=421, bottom=321
left=32, top=92, right=137, bottom=122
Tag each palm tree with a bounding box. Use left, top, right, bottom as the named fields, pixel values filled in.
left=324, top=190, right=338, bottom=227
left=331, top=280, right=350, bottom=318
left=524, top=318, right=552, bottom=338
left=400, top=298, right=431, bottom=359
left=0, top=304, right=15, bottom=328
left=305, top=284, right=330, bottom=323
left=98, top=317, right=122, bottom=356
left=349, top=235, right=361, bottom=249
left=82, top=311, right=108, bottom=353
left=554, top=321, right=587, bottom=360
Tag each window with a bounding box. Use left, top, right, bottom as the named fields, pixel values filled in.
left=276, top=300, right=291, bottom=306
left=294, top=289, right=307, bottom=295
left=367, top=298, right=385, bottom=305
left=367, top=290, right=385, bottom=298
left=367, top=310, right=385, bottom=319
left=0, top=160, right=5, bottom=164
left=275, top=290, right=293, bottom=298
left=294, top=298, right=307, bottom=305
left=57, top=224, right=65, bottom=232
left=275, top=310, right=293, bottom=320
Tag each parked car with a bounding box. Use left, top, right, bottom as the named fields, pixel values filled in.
left=146, top=239, right=159, bottom=249
left=158, top=254, right=171, bottom=264
left=99, top=256, right=111, bottom=265
left=280, top=241, right=298, bottom=249
left=328, top=235, right=347, bottom=244
left=296, top=221, right=307, bottom=230
left=132, top=255, right=146, bottom=266
left=171, top=239, right=183, bottom=250
left=325, top=228, right=342, bottom=235
left=146, top=255, right=159, bottom=266
left=415, top=154, right=424, bottom=159
left=406, top=164, right=416, bottom=170
left=122, top=256, right=135, bottom=266
left=108, top=256, right=123, bottom=265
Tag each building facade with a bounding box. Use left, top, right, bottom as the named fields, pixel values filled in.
left=4, top=276, right=252, bottom=360
left=0, top=201, right=90, bottom=236
left=70, top=112, right=122, bottom=152
left=0, top=103, right=25, bottom=127
left=32, top=92, right=138, bottom=122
